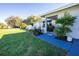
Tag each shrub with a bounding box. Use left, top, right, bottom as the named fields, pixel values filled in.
left=20, top=23, right=27, bottom=29
left=0, top=23, right=8, bottom=29
left=32, top=29, right=43, bottom=36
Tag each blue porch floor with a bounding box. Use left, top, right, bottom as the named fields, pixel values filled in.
left=36, top=33, right=79, bottom=56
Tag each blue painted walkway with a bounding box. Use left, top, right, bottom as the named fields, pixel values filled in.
left=67, top=39, right=79, bottom=56
left=36, top=33, right=79, bottom=56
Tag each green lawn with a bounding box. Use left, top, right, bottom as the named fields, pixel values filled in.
left=0, top=29, right=67, bottom=56
left=0, top=29, right=25, bottom=39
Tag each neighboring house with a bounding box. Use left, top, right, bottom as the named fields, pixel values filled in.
left=40, top=4, right=79, bottom=39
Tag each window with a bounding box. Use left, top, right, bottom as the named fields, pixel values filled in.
left=47, top=15, right=58, bottom=20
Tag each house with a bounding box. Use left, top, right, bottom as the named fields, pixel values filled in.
left=40, top=4, right=79, bottom=40
left=32, top=18, right=52, bottom=33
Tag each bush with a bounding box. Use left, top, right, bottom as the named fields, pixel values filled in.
left=20, top=23, right=27, bottom=29
left=32, top=29, right=43, bottom=36
left=0, top=23, right=8, bottom=29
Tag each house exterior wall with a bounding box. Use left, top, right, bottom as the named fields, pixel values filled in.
left=43, top=5, right=79, bottom=39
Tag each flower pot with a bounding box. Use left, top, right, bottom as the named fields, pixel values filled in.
left=67, top=36, right=72, bottom=42
left=57, top=35, right=67, bottom=41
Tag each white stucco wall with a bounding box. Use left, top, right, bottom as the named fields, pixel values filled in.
left=67, top=5, right=79, bottom=39
left=44, top=5, right=79, bottom=39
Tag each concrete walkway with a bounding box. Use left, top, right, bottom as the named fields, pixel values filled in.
left=36, top=33, right=79, bottom=56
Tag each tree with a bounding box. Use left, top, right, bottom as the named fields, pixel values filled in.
left=26, top=16, right=42, bottom=25
left=0, top=23, right=8, bottom=29
left=5, top=16, right=22, bottom=28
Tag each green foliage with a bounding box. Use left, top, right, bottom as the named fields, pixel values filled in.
left=5, top=16, right=22, bottom=28
left=32, top=29, right=43, bottom=36
left=26, top=16, right=42, bottom=25
left=20, top=23, right=27, bottom=29
left=56, top=12, right=76, bottom=26
left=54, top=12, right=76, bottom=37
left=0, top=23, right=8, bottom=29
left=54, top=27, right=71, bottom=37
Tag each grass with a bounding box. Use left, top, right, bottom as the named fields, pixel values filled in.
left=0, top=29, right=67, bottom=56
left=0, top=29, right=25, bottom=39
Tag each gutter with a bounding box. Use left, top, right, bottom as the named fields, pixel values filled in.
left=40, top=3, right=79, bottom=17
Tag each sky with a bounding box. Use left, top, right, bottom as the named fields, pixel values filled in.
left=0, top=3, right=69, bottom=23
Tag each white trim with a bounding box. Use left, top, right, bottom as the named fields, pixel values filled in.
left=40, top=3, right=79, bottom=17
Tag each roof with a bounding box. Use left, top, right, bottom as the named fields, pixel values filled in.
left=40, top=3, right=79, bottom=17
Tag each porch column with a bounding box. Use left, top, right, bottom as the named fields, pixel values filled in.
left=44, top=18, right=47, bottom=33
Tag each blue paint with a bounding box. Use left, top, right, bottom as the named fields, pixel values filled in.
left=37, top=33, right=72, bottom=51
left=67, top=39, right=79, bottom=56
left=36, top=33, right=79, bottom=56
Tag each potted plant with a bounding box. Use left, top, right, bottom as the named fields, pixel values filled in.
left=32, top=28, right=43, bottom=36
left=47, top=23, right=55, bottom=32
left=54, top=12, right=76, bottom=42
